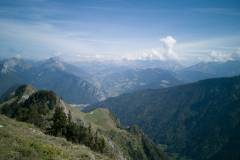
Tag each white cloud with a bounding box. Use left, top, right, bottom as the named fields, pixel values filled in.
left=1, top=18, right=240, bottom=65
left=160, top=36, right=176, bottom=51
left=160, top=36, right=179, bottom=60
left=0, top=20, right=123, bottom=60
left=208, top=50, right=233, bottom=62
left=138, top=48, right=169, bottom=61
left=122, top=35, right=240, bottom=66
left=206, top=50, right=240, bottom=62
left=131, top=36, right=180, bottom=61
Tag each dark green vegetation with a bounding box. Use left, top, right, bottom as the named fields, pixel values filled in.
left=48, top=106, right=106, bottom=153
left=0, top=85, right=168, bottom=160
left=93, top=75, right=240, bottom=160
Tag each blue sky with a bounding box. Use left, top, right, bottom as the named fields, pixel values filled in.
left=0, top=0, right=240, bottom=64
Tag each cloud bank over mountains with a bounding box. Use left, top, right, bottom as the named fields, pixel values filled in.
left=0, top=20, right=239, bottom=65
left=0, top=0, right=240, bottom=65
left=123, top=35, right=240, bottom=64
left=128, top=36, right=179, bottom=61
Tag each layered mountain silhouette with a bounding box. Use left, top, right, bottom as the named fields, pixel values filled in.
left=0, top=57, right=104, bottom=104
left=177, top=60, right=240, bottom=82
left=2, top=57, right=240, bottom=105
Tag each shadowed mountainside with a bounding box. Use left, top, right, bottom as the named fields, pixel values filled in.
left=92, top=75, right=240, bottom=160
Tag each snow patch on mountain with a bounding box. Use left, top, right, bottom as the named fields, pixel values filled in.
left=1, top=58, right=19, bottom=73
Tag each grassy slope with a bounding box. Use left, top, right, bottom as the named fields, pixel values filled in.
left=0, top=114, right=111, bottom=160
left=0, top=85, right=168, bottom=160
left=0, top=100, right=167, bottom=160
left=70, top=107, right=118, bottom=131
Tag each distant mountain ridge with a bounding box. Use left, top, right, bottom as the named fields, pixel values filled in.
left=0, top=57, right=104, bottom=104
left=2, top=57, right=240, bottom=104
left=0, top=57, right=184, bottom=102
left=177, top=60, right=240, bottom=82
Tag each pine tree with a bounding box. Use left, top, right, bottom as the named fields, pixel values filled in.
left=67, top=110, right=72, bottom=124
left=51, top=106, right=67, bottom=136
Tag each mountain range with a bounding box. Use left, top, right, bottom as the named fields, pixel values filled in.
left=92, top=75, right=240, bottom=160
left=0, top=57, right=104, bottom=104
left=1, top=57, right=240, bottom=104
left=177, top=60, right=240, bottom=82
left=0, top=57, right=183, bottom=102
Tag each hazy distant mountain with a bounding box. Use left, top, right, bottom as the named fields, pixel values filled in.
left=0, top=57, right=33, bottom=74
left=124, top=59, right=183, bottom=71
left=74, top=60, right=130, bottom=76
left=73, top=59, right=240, bottom=97
left=74, top=60, right=183, bottom=97
left=177, top=60, right=240, bottom=82
left=0, top=57, right=33, bottom=96
left=0, top=57, right=104, bottom=104
left=92, top=75, right=240, bottom=160
left=74, top=59, right=182, bottom=74
left=40, top=57, right=90, bottom=79
left=186, top=60, right=240, bottom=76
left=3, top=57, right=240, bottom=105
left=100, top=68, right=182, bottom=97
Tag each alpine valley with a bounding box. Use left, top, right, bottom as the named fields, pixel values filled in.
left=1, top=1, right=240, bottom=159
left=1, top=57, right=240, bottom=160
